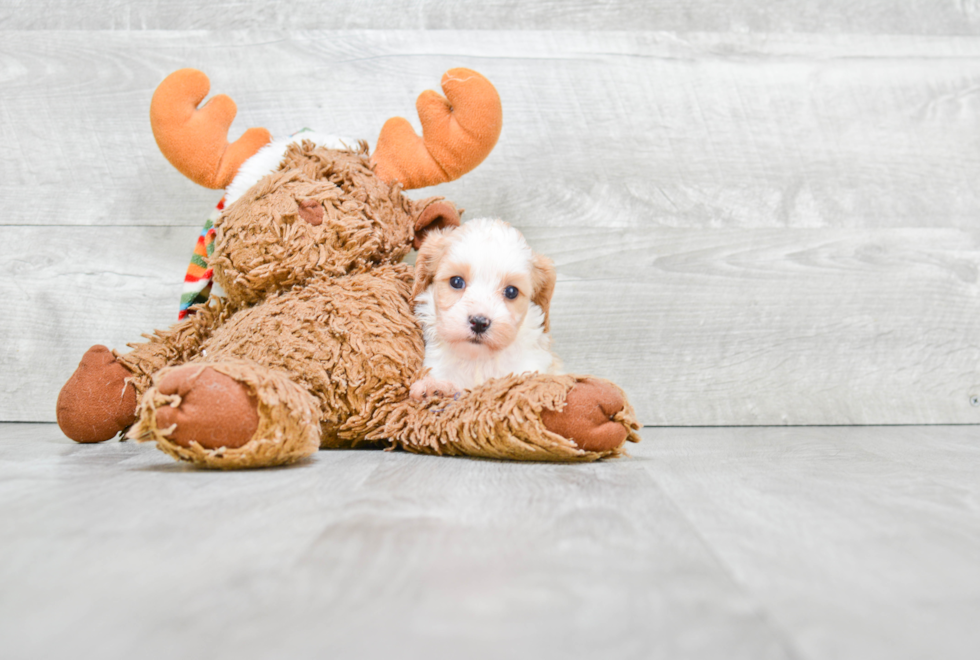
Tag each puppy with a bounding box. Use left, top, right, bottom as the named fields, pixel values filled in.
left=410, top=218, right=560, bottom=400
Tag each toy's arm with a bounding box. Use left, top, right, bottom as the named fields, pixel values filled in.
left=374, top=373, right=641, bottom=462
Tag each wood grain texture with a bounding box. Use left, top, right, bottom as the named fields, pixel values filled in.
left=535, top=227, right=980, bottom=425
left=0, top=226, right=192, bottom=421
left=2, top=31, right=980, bottom=229
left=3, top=28, right=979, bottom=425
left=646, top=426, right=980, bottom=660
left=2, top=424, right=978, bottom=660
left=4, top=225, right=978, bottom=425
left=0, top=425, right=793, bottom=660
left=2, top=1, right=980, bottom=33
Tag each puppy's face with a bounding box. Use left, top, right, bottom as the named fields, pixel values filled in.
left=414, top=219, right=556, bottom=360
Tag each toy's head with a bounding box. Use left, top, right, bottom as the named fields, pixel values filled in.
left=207, top=140, right=463, bottom=305
left=150, top=68, right=502, bottom=306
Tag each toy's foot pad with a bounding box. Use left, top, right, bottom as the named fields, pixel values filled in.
left=57, top=345, right=138, bottom=443
left=541, top=379, right=629, bottom=452
left=154, top=365, right=259, bottom=450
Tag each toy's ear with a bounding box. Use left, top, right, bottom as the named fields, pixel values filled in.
left=150, top=69, right=272, bottom=189
left=413, top=199, right=461, bottom=250
left=531, top=253, right=556, bottom=333
left=372, top=68, right=502, bottom=190
left=412, top=228, right=455, bottom=299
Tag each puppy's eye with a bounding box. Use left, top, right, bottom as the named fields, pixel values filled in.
left=449, top=276, right=466, bottom=290
left=504, top=285, right=519, bottom=300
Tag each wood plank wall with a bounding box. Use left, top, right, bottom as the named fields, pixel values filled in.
left=2, top=3, right=979, bottom=425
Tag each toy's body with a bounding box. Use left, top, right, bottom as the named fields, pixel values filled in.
left=55, top=68, right=640, bottom=468
left=126, top=261, right=422, bottom=467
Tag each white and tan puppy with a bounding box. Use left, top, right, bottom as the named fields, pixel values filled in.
left=410, top=218, right=560, bottom=400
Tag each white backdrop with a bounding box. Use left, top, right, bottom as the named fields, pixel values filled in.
left=2, top=3, right=979, bottom=424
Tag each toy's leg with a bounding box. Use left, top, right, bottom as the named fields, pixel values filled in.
left=114, top=297, right=239, bottom=397
left=56, top=335, right=194, bottom=444
left=56, top=299, right=238, bottom=444
left=127, top=360, right=320, bottom=469
left=56, top=345, right=138, bottom=443
left=377, top=373, right=641, bottom=462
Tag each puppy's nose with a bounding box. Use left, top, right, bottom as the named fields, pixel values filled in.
left=469, top=315, right=491, bottom=335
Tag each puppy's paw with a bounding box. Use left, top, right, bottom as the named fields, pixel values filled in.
left=410, top=377, right=460, bottom=401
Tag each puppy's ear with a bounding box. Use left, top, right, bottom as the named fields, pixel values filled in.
left=412, top=228, right=454, bottom=299
left=413, top=199, right=461, bottom=250
left=530, top=253, right=557, bottom=333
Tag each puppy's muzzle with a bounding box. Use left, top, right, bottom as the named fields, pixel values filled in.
left=469, top=315, right=491, bottom=335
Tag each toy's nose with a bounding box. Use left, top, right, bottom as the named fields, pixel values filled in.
left=297, top=199, right=323, bottom=226
left=469, top=315, right=491, bottom=335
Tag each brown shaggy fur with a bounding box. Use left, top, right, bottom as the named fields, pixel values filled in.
left=212, top=143, right=417, bottom=305
left=377, top=373, right=641, bottom=462
left=61, top=142, right=640, bottom=468
left=131, top=360, right=321, bottom=469
left=200, top=263, right=422, bottom=448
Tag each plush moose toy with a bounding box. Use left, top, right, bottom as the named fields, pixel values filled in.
left=55, top=67, right=640, bottom=468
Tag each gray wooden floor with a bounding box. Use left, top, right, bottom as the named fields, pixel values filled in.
left=2, top=423, right=978, bottom=660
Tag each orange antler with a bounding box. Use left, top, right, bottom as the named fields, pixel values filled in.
left=372, top=68, right=502, bottom=190
left=150, top=69, right=271, bottom=190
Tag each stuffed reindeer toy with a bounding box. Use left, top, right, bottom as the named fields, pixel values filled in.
left=55, top=67, right=640, bottom=468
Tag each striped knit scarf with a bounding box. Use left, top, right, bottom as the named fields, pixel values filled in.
left=178, top=197, right=224, bottom=320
